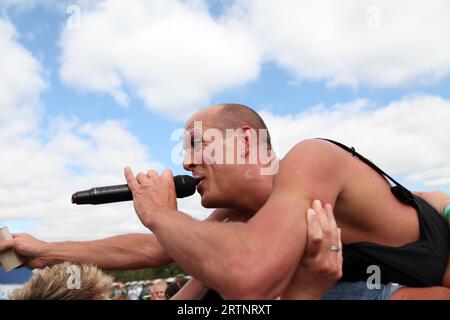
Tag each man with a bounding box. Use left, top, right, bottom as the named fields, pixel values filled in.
left=124, top=103, right=450, bottom=299
left=1, top=104, right=449, bottom=299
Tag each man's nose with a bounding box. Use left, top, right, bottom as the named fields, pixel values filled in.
left=183, top=151, right=195, bottom=171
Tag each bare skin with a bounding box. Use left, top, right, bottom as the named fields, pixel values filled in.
left=1, top=104, right=449, bottom=299
left=2, top=191, right=446, bottom=299
left=171, top=200, right=343, bottom=300
left=123, top=105, right=449, bottom=299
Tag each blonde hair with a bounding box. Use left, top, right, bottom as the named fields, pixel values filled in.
left=10, top=262, right=113, bottom=300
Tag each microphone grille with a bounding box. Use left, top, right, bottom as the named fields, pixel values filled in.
left=174, top=175, right=197, bottom=198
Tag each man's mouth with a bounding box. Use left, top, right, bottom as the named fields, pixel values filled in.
left=192, top=173, right=206, bottom=192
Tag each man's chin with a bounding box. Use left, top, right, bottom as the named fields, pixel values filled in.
left=200, top=193, right=230, bottom=209
left=200, top=193, right=217, bottom=209
left=200, top=196, right=212, bottom=208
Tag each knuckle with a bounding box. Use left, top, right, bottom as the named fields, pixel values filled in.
left=310, top=235, right=323, bottom=244
left=311, top=256, right=325, bottom=268
left=317, top=264, right=330, bottom=274
left=331, top=270, right=342, bottom=280
left=322, top=227, right=332, bottom=237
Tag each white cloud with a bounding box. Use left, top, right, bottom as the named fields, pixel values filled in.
left=0, top=18, right=45, bottom=140
left=260, top=94, right=450, bottom=188
left=235, top=0, right=450, bottom=87
left=0, top=17, right=212, bottom=242
left=0, top=116, right=167, bottom=241
left=57, top=0, right=450, bottom=119
left=59, top=0, right=261, bottom=119
left=2, top=0, right=450, bottom=244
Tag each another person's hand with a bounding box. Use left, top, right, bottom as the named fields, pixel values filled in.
left=124, top=167, right=178, bottom=228
left=283, top=200, right=343, bottom=299
left=0, top=233, right=53, bottom=269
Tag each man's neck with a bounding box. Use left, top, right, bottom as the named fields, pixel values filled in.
left=230, top=167, right=274, bottom=216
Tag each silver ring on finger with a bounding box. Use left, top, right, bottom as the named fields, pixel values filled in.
left=330, top=244, right=341, bottom=252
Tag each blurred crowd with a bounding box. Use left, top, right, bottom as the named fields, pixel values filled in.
left=111, top=275, right=189, bottom=300
left=7, top=262, right=190, bottom=300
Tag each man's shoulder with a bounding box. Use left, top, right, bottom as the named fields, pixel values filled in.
left=281, top=138, right=349, bottom=169
left=273, top=139, right=349, bottom=200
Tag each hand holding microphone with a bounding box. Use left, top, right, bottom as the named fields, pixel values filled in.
left=72, top=168, right=197, bottom=205
left=125, top=168, right=189, bottom=228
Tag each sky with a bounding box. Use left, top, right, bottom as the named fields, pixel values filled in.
left=0, top=0, right=449, bottom=243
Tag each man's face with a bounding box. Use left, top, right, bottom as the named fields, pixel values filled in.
left=182, top=114, right=242, bottom=208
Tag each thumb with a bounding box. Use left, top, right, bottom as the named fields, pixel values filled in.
left=0, top=240, right=16, bottom=253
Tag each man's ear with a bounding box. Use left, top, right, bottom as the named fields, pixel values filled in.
left=239, top=125, right=255, bottom=156
left=234, top=127, right=246, bottom=157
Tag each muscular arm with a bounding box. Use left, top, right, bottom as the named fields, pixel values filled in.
left=134, top=140, right=345, bottom=299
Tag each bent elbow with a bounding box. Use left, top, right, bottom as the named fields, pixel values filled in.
left=219, top=260, right=281, bottom=300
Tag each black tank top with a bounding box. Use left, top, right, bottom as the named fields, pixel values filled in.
left=320, top=139, right=449, bottom=287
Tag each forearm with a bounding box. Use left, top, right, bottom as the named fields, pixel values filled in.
left=43, top=233, right=172, bottom=270
left=170, top=278, right=210, bottom=300
left=148, top=207, right=306, bottom=299
left=390, top=286, right=450, bottom=300
left=149, top=209, right=262, bottom=298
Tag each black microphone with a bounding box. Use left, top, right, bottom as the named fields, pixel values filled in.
left=71, top=175, right=197, bottom=205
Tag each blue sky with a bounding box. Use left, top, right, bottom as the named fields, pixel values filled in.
left=7, top=2, right=450, bottom=172
left=0, top=1, right=449, bottom=244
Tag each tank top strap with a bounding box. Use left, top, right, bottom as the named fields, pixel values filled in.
left=316, top=138, right=416, bottom=206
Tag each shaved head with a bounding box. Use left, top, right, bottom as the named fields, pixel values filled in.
left=183, top=104, right=277, bottom=209
left=205, top=103, right=272, bottom=149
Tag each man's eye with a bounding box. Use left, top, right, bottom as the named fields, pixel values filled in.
left=192, top=139, right=202, bottom=148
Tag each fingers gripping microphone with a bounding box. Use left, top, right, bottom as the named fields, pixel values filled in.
left=71, top=175, right=197, bottom=205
